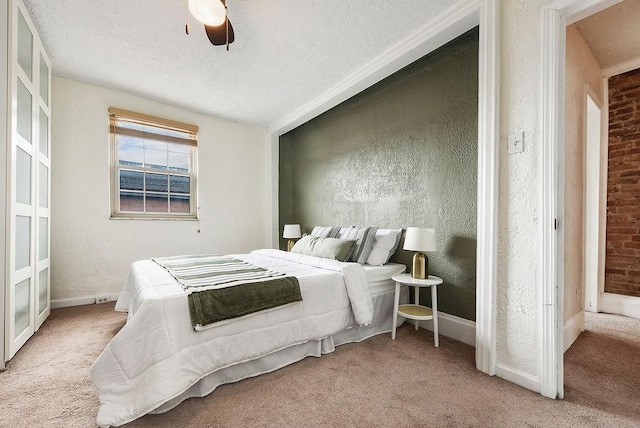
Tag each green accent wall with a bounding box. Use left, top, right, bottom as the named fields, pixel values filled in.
left=279, top=28, right=478, bottom=320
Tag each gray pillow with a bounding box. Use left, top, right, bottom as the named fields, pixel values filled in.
left=340, top=227, right=379, bottom=265
left=291, top=235, right=356, bottom=262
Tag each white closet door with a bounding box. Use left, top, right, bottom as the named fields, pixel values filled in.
left=35, top=46, right=51, bottom=330
left=6, top=0, right=51, bottom=360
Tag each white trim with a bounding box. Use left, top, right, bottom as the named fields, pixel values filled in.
left=475, top=0, right=499, bottom=377
left=267, top=1, right=481, bottom=136
left=540, top=3, right=565, bottom=400
left=599, top=293, right=640, bottom=319
left=50, top=294, right=121, bottom=309
left=602, top=55, right=640, bottom=78
left=0, top=0, right=8, bottom=371
left=598, top=77, right=609, bottom=303
left=563, top=310, right=584, bottom=352
left=495, top=364, right=542, bottom=394
left=412, top=312, right=476, bottom=347
left=50, top=297, right=97, bottom=309
left=266, top=0, right=499, bottom=381
left=583, top=90, right=603, bottom=314
left=541, top=0, right=622, bottom=401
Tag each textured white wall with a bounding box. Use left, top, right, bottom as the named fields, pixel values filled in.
left=50, top=77, right=268, bottom=300
left=497, top=0, right=547, bottom=377
left=564, top=25, right=602, bottom=323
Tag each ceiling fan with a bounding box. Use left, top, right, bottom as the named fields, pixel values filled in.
left=186, top=0, right=235, bottom=50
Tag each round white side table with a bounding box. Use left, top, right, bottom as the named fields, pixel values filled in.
left=391, top=273, right=444, bottom=347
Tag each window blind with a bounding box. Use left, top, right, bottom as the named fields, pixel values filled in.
left=108, top=107, right=198, bottom=146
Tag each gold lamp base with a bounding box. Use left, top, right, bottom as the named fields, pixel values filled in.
left=412, top=252, right=429, bottom=279
left=287, top=239, right=295, bottom=252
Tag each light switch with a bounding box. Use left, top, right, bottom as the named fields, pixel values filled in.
left=508, top=131, right=524, bottom=154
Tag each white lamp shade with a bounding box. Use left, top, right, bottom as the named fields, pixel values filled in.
left=189, top=0, right=226, bottom=26
left=283, top=224, right=302, bottom=239
left=403, top=227, right=437, bottom=252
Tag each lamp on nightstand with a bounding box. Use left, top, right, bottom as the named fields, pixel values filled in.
left=403, top=227, right=437, bottom=279
left=283, top=224, right=302, bottom=251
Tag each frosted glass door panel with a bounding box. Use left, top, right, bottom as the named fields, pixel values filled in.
left=39, top=52, right=48, bottom=104
left=17, top=79, right=32, bottom=142
left=15, top=279, right=30, bottom=339
left=39, top=108, right=48, bottom=156
left=17, top=9, right=32, bottom=79
left=16, top=147, right=31, bottom=204
left=15, top=216, right=31, bottom=270
left=39, top=163, right=48, bottom=208
left=39, top=217, right=48, bottom=261
left=38, top=269, right=48, bottom=315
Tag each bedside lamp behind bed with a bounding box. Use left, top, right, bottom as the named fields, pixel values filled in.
left=283, top=224, right=302, bottom=251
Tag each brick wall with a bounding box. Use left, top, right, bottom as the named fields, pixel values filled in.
left=605, top=68, right=640, bottom=297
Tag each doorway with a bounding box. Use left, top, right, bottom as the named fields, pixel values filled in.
left=543, top=0, right=640, bottom=401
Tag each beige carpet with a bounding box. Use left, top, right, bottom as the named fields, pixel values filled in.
left=564, top=312, right=640, bottom=421
left=1, top=304, right=639, bottom=427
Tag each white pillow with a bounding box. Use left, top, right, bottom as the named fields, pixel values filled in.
left=366, top=229, right=403, bottom=266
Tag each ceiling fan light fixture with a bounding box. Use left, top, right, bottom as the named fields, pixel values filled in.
left=189, top=0, right=226, bottom=27
left=206, top=19, right=234, bottom=47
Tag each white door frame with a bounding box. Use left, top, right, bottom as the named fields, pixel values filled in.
left=583, top=88, right=603, bottom=314
left=266, top=0, right=500, bottom=376
left=540, top=0, right=623, bottom=400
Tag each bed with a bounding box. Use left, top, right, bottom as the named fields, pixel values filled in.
left=91, top=248, right=407, bottom=427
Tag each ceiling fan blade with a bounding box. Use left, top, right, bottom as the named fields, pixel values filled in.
left=205, top=19, right=235, bottom=46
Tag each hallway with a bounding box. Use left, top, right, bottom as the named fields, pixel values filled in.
left=564, top=312, right=640, bottom=420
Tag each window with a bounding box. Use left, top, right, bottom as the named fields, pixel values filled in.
left=109, top=107, right=198, bottom=219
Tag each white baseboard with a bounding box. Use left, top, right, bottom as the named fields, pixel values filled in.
left=51, top=293, right=121, bottom=309
left=412, top=312, right=476, bottom=347
left=495, top=364, right=541, bottom=394
left=599, top=292, right=640, bottom=319
left=563, top=310, right=585, bottom=353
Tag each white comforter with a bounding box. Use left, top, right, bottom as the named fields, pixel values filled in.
left=91, top=249, right=373, bottom=427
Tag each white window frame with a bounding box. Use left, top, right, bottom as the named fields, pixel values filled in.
left=109, top=107, right=199, bottom=220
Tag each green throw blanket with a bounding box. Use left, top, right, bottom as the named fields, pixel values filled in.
left=152, top=255, right=302, bottom=329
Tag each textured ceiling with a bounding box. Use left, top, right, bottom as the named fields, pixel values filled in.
left=575, top=0, right=640, bottom=69
left=23, top=0, right=458, bottom=127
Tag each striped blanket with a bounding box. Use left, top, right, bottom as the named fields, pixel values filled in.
left=152, top=255, right=302, bottom=329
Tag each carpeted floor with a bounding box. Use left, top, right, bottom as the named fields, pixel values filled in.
left=1, top=304, right=638, bottom=427
left=564, top=312, right=640, bottom=421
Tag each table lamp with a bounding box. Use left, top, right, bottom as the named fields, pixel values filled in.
left=403, top=227, right=437, bottom=279
left=283, top=224, right=302, bottom=251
